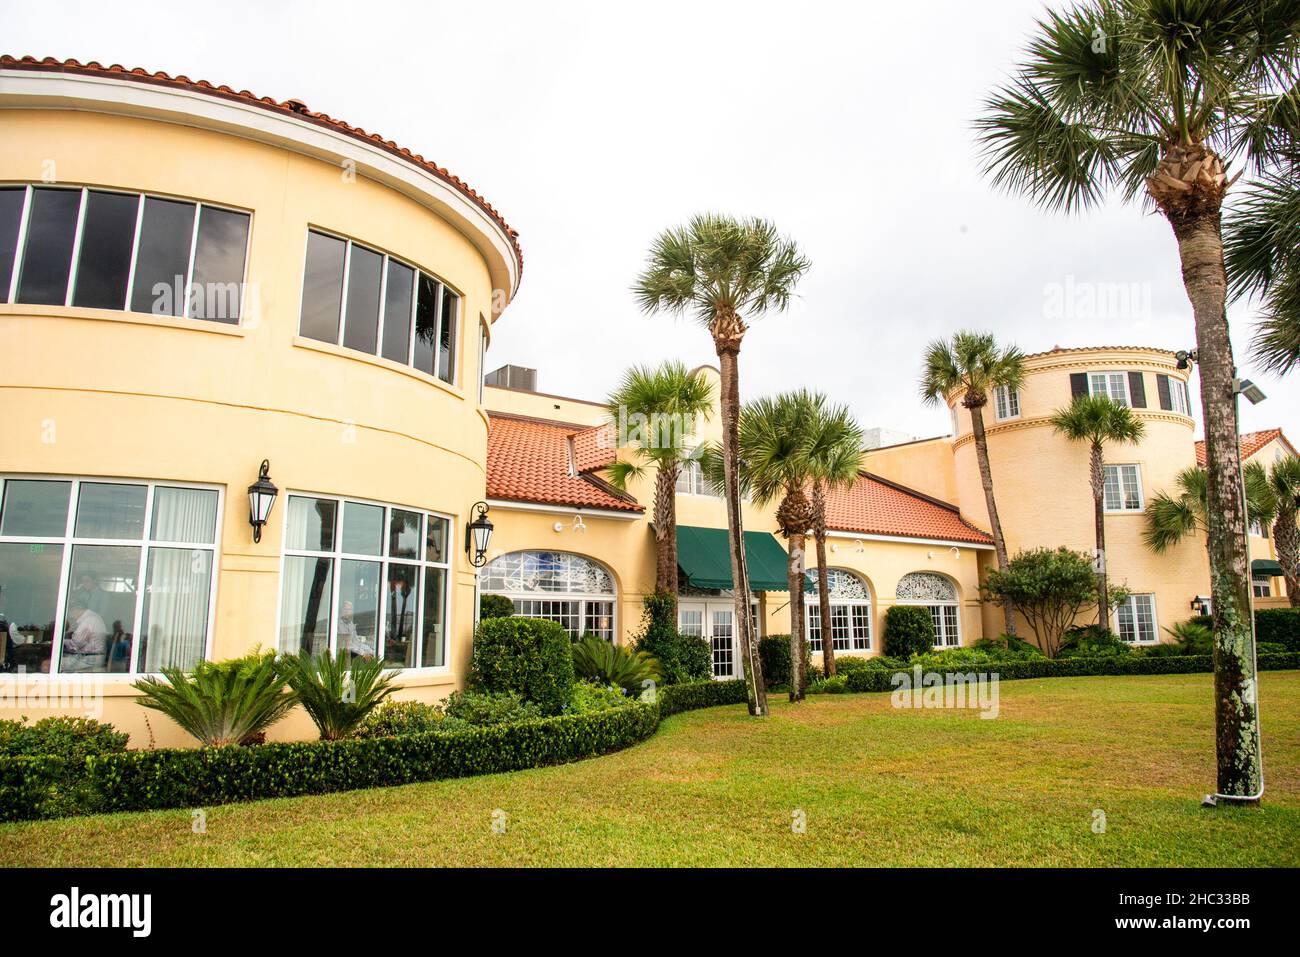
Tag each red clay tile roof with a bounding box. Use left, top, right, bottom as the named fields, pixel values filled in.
left=570, top=423, right=617, bottom=473
left=1024, top=345, right=1178, bottom=360
left=487, top=414, right=642, bottom=513
left=1195, top=428, right=1289, bottom=467
left=0, top=55, right=522, bottom=279
left=823, top=473, right=994, bottom=545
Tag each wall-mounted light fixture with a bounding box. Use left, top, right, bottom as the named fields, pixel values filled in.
left=465, top=501, right=494, bottom=567
left=246, top=459, right=279, bottom=544
left=552, top=514, right=588, bottom=533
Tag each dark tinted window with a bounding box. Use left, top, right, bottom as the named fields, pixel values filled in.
left=189, top=206, right=250, bottom=323
left=413, top=273, right=440, bottom=375
left=16, top=188, right=81, bottom=305
left=72, top=191, right=139, bottom=310
left=438, top=289, right=457, bottom=383
left=130, top=197, right=195, bottom=316
left=0, top=187, right=25, bottom=299
left=381, top=259, right=414, bottom=364
left=342, top=244, right=382, bottom=354
left=299, top=231, right=346, bottom=343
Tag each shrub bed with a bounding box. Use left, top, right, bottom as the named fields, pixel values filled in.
left=842, top=652, right=1300, bottom=692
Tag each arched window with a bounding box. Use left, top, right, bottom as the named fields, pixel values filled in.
left=805, top=568, right=872, bottom=653
left=896, top=572, right=960, bottom=648
left=482, top=551, right=616, bottom=639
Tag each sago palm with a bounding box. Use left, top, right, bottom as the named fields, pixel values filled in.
left=805, top=399, right=865, bottom=679
left=604, top=361, right=714, bottom=605
left=920, top=330, right=1025, bottom=636
left=276, top=649, right=397, bottom=741
left=733, top=391, right=820, bottom=702
left=1244, top=456, right=1300, bottom=606
left=977, top=0, right=1300, bottom=800
left=1051, top=394, right=1146, bottom=620
left=634, top=214, right=810, bottom=717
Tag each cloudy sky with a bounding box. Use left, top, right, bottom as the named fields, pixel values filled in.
left=9, top=0, right=1296, bottom=438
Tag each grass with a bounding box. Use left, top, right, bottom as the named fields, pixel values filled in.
left=3, top=671, right=1299, bottom=867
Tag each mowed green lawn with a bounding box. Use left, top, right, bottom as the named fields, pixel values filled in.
left=3, top=672, right=1299, bottom=867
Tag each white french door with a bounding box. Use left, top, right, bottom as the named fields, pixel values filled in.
left=679, top=599, right=760, bottom=680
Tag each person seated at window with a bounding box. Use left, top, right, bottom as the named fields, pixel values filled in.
left=338, top=600, right=374, bottom=659
left=62, top=598, right=107, bottom=673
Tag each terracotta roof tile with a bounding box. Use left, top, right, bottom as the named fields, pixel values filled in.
left=0, top=55, right=522, bottom=279
left=570, top=423, right=617, bottom=473
left=1194, top=428, right=1288, bottom=467
left=822, top=474, right=993, bottom=545
left=487, top=414, right=641, bottom=513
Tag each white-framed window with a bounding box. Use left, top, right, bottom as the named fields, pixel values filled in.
left=278, top=493, right=451, bottom=668
left=675, top=455, right=720, bottom=497
left=1103, top=464, right=1144, bottom=511
left=1, top=183, right=251, bottom=322
left=1088, top=372, right=1131, bottom=406
left=896, top=571, right=961, bottom=648
left=805, top=568, right=872, bottom=652
left=298, top=228, right=459, bottom=385
left=993, top=385, right=1020, bottom=420
left=1253, top=578, right=1272, bottom=598
left=1169, top=379, right=1191, bottom=415
left=482, top=551, right=616, bottom=640
left=0, top=476, right=221, bottom=675
left=477, top=319, right=488, bottom=405
left=1115, top=593, right=1157, bottom=644
left=1249, top=518, right=1269, bottom=539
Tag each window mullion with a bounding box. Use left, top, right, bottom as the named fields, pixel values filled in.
left=337, top=241, right=352, bottom=347
left=182, top=202, right=201, bottom=318
left=6, top=185, right=33, bottom=304
left=62, top=188, right=89, bottom=308
left=122, top=193, right=145, bottom=311
left=128, top=484, right=156, bottom=674
left=48, top=479, right=80, bottom=675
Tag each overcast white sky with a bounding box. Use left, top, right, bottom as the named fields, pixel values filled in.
left=9, top=0, right=1296, bottom=438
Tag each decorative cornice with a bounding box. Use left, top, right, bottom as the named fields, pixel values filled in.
left=953, top=410, right=1195, bottom=449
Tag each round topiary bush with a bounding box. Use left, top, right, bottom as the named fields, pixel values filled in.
left=883, top=605, right=935, bottom=659
left=479, top=593, right=515, bottom=621
left=470, top=616, right=575, bottom=715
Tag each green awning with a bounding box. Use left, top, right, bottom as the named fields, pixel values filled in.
left=1252, top=558, right=1284, bottom=578
left=676, top=526, right=790, bottom=592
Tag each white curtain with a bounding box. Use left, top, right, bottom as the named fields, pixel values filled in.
left=151, top=486, right=217, bottom=543
left=141, top=547, right=211, bottom=671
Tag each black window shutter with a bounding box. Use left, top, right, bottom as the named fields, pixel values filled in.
left=1156, top=374, right=1172, bottom=410
left=1070, top=372, right=1088, bottom=399
left=1128, top=371, right=1147, bottom=407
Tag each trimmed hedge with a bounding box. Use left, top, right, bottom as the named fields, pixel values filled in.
left=0, top=756, right=72, bottom=822
left=470, top=616, right=575, bottom=715
left=86, top=703, right=660, bottom=813
left=1255, top=608, right=1300, bottom=652
left=884, top=605, right=934, bottom=659
left=843, top=652, right=1300, bottom=692
left=657, top=679, right=748, bottom=717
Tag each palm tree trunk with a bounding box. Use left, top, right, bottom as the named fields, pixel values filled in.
left=1090, top=441, right=1109, bottom=622
left=653, top=460, right=680, bottom=603
left=1275, top=509, right=1300, bottom=608
left=715, top=331, right=767, bottom=717
left=968, top=402, right=1016, bottom=637
left=786, top=528, right=807, bottom=703
left=1173, top=209, right=1260, bottom=800
left=812, top=480, right=835, bottom=678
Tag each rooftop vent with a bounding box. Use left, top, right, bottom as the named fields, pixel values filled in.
left=484, top=364, right=538, bottom=392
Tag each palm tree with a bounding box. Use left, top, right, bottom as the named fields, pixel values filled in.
left=1225, top=173, right=1300, bottom=376
left=634, top=215, right=810, bottom=717
left=604, top=361, right=714, bottom=607
left=920, top=331, right=1025, bottom=637
left=806, top=401, right=866, bottom=680
left=976, top=0, right=1298, bottom=800
left=1245, top=456, right=1300, bottom=607
left=732, top=392, right=819, bottom=702
left=1146, top=465, right=1276, bottom=562
left=1051, top=395, right=1146, bottom=619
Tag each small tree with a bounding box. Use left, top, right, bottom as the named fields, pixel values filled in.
left=981, top=548, right=1105, bottom=658
left=883, top=605, right=936, bottom=659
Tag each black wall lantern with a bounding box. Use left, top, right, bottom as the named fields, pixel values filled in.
left=465, top=501, right=494, bottom=567
left=247, top=459, right=279, bottom=543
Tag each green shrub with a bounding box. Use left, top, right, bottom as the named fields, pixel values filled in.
left=1255, top=608, right=1300, bottom=652
left=569, top=680, right=630, bottom=714
left=471, top=617, right=575, bottom=715
left=808, top=675, right=849, bottom=694
left=277, top=649, right=397, bottom=741
left=479, top=593, right=516, bottom=621
left=657, top=679, right=748, bottom=716
left=444, top=689, right=541, bottom=727
left=1258, top=641, right=1287, bottom=654
left=759, top=635, right=793, bottom=687
left=133, top=650, right=297, bottom=747
left=1165, top=619, right=1214, bottom=655
left=884, top=605, right=935, bottom=659
left=571, top=636, right=661, bottom=694
left=0, top=716, right=128, bottom=760
left=633, top=594, right=711, bottom=684
left=829, top=655, right=872, bottom=674
left=1058, top=625, right=1132, bottom=658
left=973, top=634, right=1045, bottom=658
left=353, top=700, right=446, bottom=739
